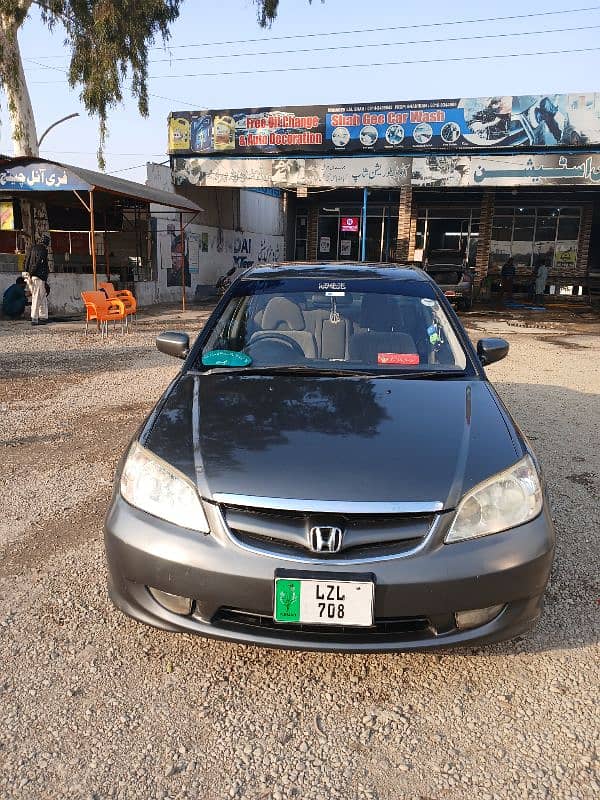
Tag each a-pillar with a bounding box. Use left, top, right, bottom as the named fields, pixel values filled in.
left=395, top=186, right=415, bottom=262
left=475, top=190, right=495, bottom=292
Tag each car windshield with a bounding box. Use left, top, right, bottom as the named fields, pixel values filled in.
left=200, top=277, right=468, bottom=374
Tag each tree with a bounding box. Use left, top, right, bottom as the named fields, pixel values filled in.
left=0, top=0, right=281, bottom=249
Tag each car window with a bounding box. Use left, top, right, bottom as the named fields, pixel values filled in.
left=201, top=278, right=468, bottom=373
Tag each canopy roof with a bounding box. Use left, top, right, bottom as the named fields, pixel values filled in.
left=0, top=157, right=201, bottom=213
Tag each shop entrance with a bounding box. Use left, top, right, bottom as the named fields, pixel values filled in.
left=415, top=208, right=480, bottom=267
left=312, top=204, right=399, bottom=262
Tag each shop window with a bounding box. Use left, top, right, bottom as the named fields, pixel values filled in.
left=492, top=216, right=513, bottom=242
left=490, top=206, right=581, bottom=276
left=294, top=214, right=307, bottom=260
left=513, top=209, right=536, bottom=242
left=557, top=213, right=580, bottom=241
left=535, top=208, right=559, bottom=242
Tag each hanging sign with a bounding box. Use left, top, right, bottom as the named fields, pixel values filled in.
left=340, top=216, right=359, bottom=232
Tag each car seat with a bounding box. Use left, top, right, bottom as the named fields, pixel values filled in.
left=349, top=294, right=418, bottom=364
left=303, top=295, right=352, bottom=360
left=249, top=297, right=317, bottom=358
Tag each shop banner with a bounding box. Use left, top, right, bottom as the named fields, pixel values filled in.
left=168, top=93, right=600, bottom=156
left=173, top=152, right=600, bottom=190
left=172, top=156, right=412, bottom=188
left=412, top=152, right=600, bottom=187
left=0, top=162, right=88, bottom=191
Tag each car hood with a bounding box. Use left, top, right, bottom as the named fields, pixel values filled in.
left=143, top=373, right=521, bottom=510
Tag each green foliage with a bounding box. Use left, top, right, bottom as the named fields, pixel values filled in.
left=255, top=0, right=280, bottom=27
left=0, top=0, right=284, bottom=166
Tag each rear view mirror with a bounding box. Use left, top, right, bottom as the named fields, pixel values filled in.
left=477, top=337, right=509, bottom=366
left=156, top=331, right=190, bottom=360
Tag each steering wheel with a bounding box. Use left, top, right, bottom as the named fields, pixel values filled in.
left=245, top=333, right=305, bottom=363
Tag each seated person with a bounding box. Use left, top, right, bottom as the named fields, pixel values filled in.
left=2, top=276, right=28, bottom=319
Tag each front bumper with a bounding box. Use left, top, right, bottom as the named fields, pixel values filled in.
left=104, top=495, right=555, bottom=652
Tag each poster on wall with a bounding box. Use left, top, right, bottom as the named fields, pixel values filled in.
left=163, top=221, right=191, bottom=287
left=319, top=236, right=331, bottom=254
left=0, top=200, right=14, bottom=230
left=340, top=240, right=352, bottom=257
left=168, top=93, right=600, bottom=156
left=554, top=242, right=578, bottom=268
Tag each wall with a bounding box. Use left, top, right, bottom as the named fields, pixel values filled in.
left=147, top=163, right=285, bottom=302
left=0, top=272, right=98, bottom=316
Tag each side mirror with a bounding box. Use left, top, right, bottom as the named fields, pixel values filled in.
left=156, top=331, right=190, bottom=360
left=477, top=337, right=509, bottom=366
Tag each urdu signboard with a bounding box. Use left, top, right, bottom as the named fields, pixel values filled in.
left=168, top=93, right=600, bottom=157
left=172, top=152, right=600, bottom=190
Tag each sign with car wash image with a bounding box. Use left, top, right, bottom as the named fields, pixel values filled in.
left=168, top=93, right=600, bottom=156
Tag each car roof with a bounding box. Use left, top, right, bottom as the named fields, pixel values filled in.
left=241, top=262, right=430, bottom=282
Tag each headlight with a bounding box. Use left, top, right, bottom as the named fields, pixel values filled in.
left=120, top=442, right=209, bottom=533
left=445, top=455, right=542, bottom=543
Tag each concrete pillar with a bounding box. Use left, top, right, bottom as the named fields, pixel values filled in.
left=395, top=186, right=413, bottom=262
left=475, top=190, right=495, bottom=290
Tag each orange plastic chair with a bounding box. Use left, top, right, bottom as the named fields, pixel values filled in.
left=99, top=282, right=137, bottom=322
left=81, top=291, right=126, bottom=338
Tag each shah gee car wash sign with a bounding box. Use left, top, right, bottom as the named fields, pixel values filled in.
left=168, top=93, right=600, bottom=156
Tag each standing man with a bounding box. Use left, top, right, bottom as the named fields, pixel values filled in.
left=535, top=260, right=549, bottom=306
left=500, top=256, right=516, bottom=304
left=24, top=234, right=50, bottom=326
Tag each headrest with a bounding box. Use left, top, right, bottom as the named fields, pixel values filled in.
left=261, top=297, right=306, bottom=331
left=360, top=294, right=395, bottom=331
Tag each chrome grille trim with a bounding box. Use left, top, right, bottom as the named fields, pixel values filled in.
left=214, top=505, right=442, bottom=565
left=212, top=493, right=444, bottom=514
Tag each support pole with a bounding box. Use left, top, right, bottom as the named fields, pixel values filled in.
left=89, top=189, right=97, bottom=290
left=180, top=211, right=186, bottom=312
left=104, top=211, right=110, bottom=281
left=361, top=187, right=368, bottom=262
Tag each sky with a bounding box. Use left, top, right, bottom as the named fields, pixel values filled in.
left=1, top=0, right=600, bottom=183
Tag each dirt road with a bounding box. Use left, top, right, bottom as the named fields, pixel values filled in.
left=0, top=308, right=598, bottom=800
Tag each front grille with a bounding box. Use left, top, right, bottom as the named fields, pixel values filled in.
left=220, top=503, right=434, bottom=560
left=232, top=529, right=423, bottom=559
left=214, top=607, right=432, bottom=643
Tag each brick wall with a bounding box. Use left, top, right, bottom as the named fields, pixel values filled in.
left=575, top=204, right=593, bottom=280
left=475, top=190, right=495, bottom=288
left=306, top=205, right=319, bottom=261
left=395, top=186, right=413, bottom=261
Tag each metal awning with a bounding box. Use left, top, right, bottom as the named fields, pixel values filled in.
left=0, top=157, right=202, bottom=296
left=0, top=156, right=202, bottom=213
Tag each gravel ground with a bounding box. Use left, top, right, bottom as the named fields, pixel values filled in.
left=0, top=306, right=599, bottom=800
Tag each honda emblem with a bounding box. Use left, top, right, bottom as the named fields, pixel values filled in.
left=309, top=526, right=343, bottom=553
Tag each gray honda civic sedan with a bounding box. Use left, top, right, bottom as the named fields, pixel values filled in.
left=105, top=263, right=555, bottom=651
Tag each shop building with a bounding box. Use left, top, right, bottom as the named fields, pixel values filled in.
left=167, top=93, right=600, bottom=300
left=0, top=156, right=202, bottom=313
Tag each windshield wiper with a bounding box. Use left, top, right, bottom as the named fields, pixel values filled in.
left=200, top=365, right=467, bottom=379
left=369, top=370, right=467, bottom=379
left=200, top=365, right=376, bottom=377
